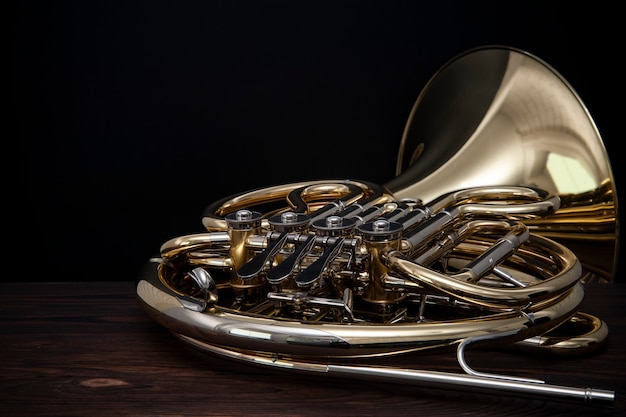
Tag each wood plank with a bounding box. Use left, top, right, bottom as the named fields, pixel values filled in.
left=1, top=282, right=624, bottom=416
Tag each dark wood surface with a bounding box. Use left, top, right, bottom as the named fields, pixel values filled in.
left=1, top=281, right=624, bottom=417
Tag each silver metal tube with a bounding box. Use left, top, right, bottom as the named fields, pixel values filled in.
left=179, top=334, right=615, bottom=406
left=326, top=364, right=615, bottom=405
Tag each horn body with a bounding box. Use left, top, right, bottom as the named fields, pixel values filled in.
left=136, top=46, right=617, bottom=404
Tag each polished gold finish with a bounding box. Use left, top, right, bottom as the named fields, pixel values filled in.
left=137, top=46, right=617, bottom=404
left=387, top=46, right=618, bottom=282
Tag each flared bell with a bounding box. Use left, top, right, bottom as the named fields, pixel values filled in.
left=386, top=46, right=619, bottom=283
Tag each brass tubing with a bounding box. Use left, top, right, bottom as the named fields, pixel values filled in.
left=383, top=234, right=581, bottom=309
left=160, top=232, right=231, bottom=260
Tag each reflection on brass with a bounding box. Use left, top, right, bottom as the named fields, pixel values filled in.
left=137, top=47, right=618, bottom=405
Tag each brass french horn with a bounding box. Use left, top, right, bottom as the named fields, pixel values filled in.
left=136, top=46, right=618, bottom=404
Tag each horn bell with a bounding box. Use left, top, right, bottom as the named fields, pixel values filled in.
left=386, top=45, right=619, bottom=283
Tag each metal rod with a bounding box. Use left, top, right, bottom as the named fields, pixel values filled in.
left=178, top=334, right=615, bottom=406
left=326, top=364, right=615, bottom=405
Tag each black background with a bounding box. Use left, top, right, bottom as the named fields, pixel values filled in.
left=12, top=1, right=622, bottom=282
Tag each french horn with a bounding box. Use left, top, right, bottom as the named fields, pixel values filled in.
left=136, top=46, right=618, bottom=405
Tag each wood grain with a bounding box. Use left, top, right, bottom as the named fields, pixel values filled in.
left=1, top=281, right=624, bottom=416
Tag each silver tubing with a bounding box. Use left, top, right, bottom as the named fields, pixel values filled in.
left=177, top=334, right=615, bottom=405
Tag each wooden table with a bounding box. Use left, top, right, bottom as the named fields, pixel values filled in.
left=1, top=281, right=624, bottom=416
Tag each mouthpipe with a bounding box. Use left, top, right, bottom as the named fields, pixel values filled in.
left=179, top=334, right=615, bottom=406
left=325, top=364, right=615, bottom=406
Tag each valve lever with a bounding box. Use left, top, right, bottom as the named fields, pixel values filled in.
left=237, top=233, right=289, bottom=280
left=295, top=238, right=345, bottom=287
left=267, top=234, right=317, bottom=285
